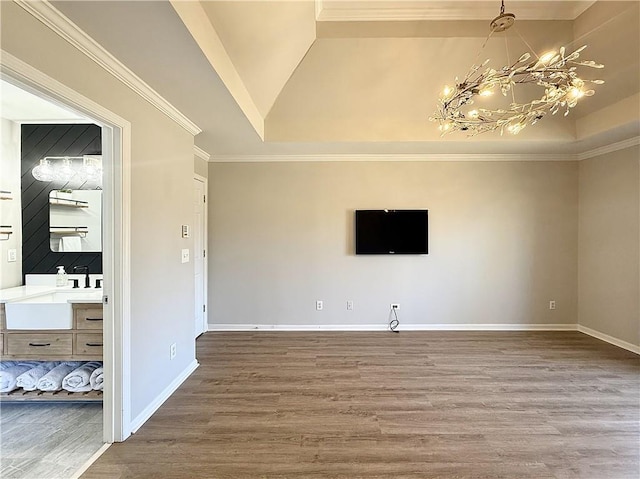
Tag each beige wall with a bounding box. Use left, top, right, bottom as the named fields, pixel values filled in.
left=194, top=156, right=208, bottom=178
left=578, top=145, right=640, bottom=346
left=0, top=119, right=22, bottom=289
left=1, top=3, right=196, bottom=422
left=208, top=160, right=579, bottom=328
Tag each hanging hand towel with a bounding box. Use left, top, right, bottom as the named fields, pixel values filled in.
left=63, top=361, right=102, bottom=392
left=90, top=367, right=104, bottom=391
left=16, top=362, right=59, bottom=391
left=61, top=236, right=82, bottom=251
left=37, top=362, right=83, bottom=391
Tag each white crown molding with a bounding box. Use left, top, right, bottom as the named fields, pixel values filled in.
left=315, top=0, right=324, bottom=21
left=209, top=153, right=576, bottom=163
left=316, top=2, right=595, bottom=22
left=208, top=136, right=640, bottom=163
left=577, top=136, right=640, bottom=161
left=14, top=0, right=201, bottom=136
left=194, top=145, right=211, bottom=161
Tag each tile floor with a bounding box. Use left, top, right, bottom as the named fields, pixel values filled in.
left=0, top=402, right=103, bottom=479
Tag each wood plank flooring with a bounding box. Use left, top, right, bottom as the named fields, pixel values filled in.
left=82, top=332, right=639, bottom=479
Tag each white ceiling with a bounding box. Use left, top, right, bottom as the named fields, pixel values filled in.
left=50, top=1, right=639, bottom=158
left=0, top=79, right=88, bottom=123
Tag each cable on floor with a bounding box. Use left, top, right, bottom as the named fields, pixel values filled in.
left=389, top=306, right=400, bottom=333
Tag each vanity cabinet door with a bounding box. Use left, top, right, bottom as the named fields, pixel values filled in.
left=6, top=333, right=73, bottom=357
left=74, top=305, right=103, bottom=330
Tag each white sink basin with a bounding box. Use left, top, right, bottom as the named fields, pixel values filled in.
left=5, top=290, right=102, bottom=330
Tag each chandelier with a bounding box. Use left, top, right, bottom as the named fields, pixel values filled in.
left=430, top=0, right=604, bottom=136
left=32, top=155, right=102, bottom=184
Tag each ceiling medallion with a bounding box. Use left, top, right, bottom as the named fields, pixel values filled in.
left=430, top=0, right=604, bottom=136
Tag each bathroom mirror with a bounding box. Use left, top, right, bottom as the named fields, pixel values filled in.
left=49, top=190, right=102, bottom=252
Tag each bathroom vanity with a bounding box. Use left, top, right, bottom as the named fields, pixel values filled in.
left=1, top=303, right=102, bottom=360
left=0, top=284, right=103, bottom=400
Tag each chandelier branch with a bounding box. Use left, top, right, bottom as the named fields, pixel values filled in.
left=430, top=1, right=604, bottom=137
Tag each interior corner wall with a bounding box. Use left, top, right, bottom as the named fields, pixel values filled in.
left=0, top=118, right=22, bottom=289
left=194, top=156, right=208, bottom=178
left=578, top=145, right=640, bottom=347
left=208, top=160, right=579, bottom=328
left=1, top=2, right=196, bottom=423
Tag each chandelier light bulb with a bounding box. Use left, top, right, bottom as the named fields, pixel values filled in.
left=438, top=122, right=452, bottom=132
left=539, top=51, right=556, bottom=64
left=442, top=85, right=454, bottom=98
left=568, top=87, right=584, bottom=100
left=468, top=110, right=479, bottom=118
left=507, top=123, right=525, bottom=134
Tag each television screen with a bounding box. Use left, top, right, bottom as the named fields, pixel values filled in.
left=355, top=210, right=428, bottom=255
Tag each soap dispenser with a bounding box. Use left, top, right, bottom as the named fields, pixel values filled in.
left=56, top=265, right=68, bottom=287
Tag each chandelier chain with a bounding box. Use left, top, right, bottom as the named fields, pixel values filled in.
left=513, top=26, right=540, bottom=61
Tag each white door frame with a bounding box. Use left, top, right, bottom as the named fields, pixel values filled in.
left=194, top=173, right=208, bottom=336
left=1, top=51, right=132, bottom=442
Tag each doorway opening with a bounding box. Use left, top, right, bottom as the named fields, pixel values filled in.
left=1, top=51, right=131, bottom=457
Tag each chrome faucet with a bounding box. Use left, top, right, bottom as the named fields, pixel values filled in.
left=73, top=265, right=91, bottom=288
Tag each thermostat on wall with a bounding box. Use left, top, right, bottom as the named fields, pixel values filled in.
left=181, top=224, right=190, bottom=238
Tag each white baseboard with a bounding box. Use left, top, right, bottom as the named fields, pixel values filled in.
left=208, top=324, right=639, bottom=355
left=130, top=359, right=199, bottom=434
left=577, top=325, right=640, bottom=354
left=208, top=323, right=577, bottom=332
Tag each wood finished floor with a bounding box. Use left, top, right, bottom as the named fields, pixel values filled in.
left=83, top=332, right=639, bottom=479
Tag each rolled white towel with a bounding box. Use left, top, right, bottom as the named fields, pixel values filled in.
left=1, top=363, right=39, bottom=393
left=37, top=362, right=83, bottom=391
left=90, top=366, right=104, bottom=391
left=16, top=362, right=59, bottom=391
left=62, top=361, right=102, bottom=392
left=1, top=360, right=21, bottom=370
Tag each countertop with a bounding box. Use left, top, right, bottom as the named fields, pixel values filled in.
left=0, top=285, right=103, bottom=304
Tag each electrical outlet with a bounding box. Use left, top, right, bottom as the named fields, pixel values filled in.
left=347, top=300, right=354, bottom=311
left=170, top=343, right=177, bottom=359
left=316, top=300, right=323, bottom=311
left=391, top=303, right=400, bottom=310
left=549, top=300, right=556, bottom=310
left=181, top=249, right=190, bottom=263
left=7, top=249, right=17, bottom=263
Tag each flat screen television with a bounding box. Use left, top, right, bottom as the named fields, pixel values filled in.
left=355, top=209, right=429, bottom=255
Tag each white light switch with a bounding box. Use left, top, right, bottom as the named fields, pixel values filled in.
left=7, top=249, right=17, bottom=263
left=181, top=225, right=190, bottom=238
left=181, top=249, right=190, bottom=263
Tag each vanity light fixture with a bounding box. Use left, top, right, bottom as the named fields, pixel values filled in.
left=31, top=158, right=56, bottom=182
left=430, top=0, right=604, bottom=136
left=31, top=155, right=102, bottom=185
